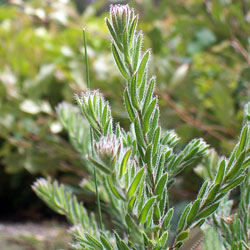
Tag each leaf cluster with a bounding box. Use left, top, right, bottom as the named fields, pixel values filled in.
left=33, top=4, right=250, bottom=250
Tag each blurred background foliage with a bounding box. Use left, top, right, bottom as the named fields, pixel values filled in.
left=0, top=0, right=250, bottom=218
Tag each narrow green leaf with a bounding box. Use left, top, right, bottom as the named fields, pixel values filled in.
left=125, top=213, right=138, bottom=230
left=142, top=77, right=155, bottom=116
left=114, top=232, right=123, bottom=250
left=88, top=156, right=111, bottom=174
left=148, top=107, right=159, bottom=142
left=112, top=43, right=130, bottom=80
left=120, top=241, right=130, bottom=250
left=144, top=143, right=153, bottom=173
left=155, top=172, right=168, bottom=198
left=129, top=15, right=138, bottom=45
left=139, top=72, right=147, bottom=101
left=88, top=96, right=97, bottom=121
left=119, top=148, right=132, bottom=178
left=236, top=124, right=249, bottom=158
left=132, top=32, right=142, bottom=71
left=106, top=176, right=126, bottom=200
left=128, top=195, right=136, bottom=213
left=187, top=198, right=201, bottom=225
left=153, top=203, right=161, bottom=221
left=215, top=159, right=226, bottom=184
left=127, top=167, right=145, bottom=197
left=85, top=232, right=103, bottom=250
left=159, top=231, right=168, bottom=246
left=205, top=184, right=221, bottom=204
left=153, top=126, right=161, bottom=155
left=139, top=196, right=156, bottom=223
left=129, top=73, right=140, bottom=110
left=137, top=50, right=150, bottom=87
left=143, top=98, right=157, bottom=134
left=134, top=117, right=146, bottom=148
left=102, top=104, right=108, bottom=128
left=162, top=208, right=174, bottom=230
left=123, top=27, right=130, bottom=66
left=124, top=88, right=136, bottom=121
left=220, top=175, right=245, bottom=193
left=197, top=181, right=209, bottom=199
left=197, top=202, right=220, bottom=219
left=176, top=231, right=189, bottom=242
left=106, top=18, right=123, bottom=51
left=225, top=151, right=246, bottom=181
left=100, top=235, right=112, bottom=250
left=177, top=203, right=191, bottom=232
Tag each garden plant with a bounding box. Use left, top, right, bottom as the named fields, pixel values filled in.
left=33, top=4, right=250, bottom=250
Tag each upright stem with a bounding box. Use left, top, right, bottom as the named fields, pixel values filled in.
left=83, top=29, right=103, bottom=230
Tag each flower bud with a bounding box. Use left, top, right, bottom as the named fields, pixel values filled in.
left=94, top=134, right=122, bottom=171
left=109, top=4, right=135, bottom=40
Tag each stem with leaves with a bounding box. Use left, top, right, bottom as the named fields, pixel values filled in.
left=32, top=4, right=250, bottom=250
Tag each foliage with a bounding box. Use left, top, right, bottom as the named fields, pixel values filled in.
left=33, top=5, right=250, bottom=249
left=0, top=0, right=249, bottom=178
left=133, top=0, right=250, bottom=154
left=197, top=106, right=250, bottom=249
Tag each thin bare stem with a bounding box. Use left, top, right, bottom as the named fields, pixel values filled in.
left=83, top=29, right=103, bottom=230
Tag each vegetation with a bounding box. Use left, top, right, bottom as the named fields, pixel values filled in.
left=32, top=4, right=250, bottom=249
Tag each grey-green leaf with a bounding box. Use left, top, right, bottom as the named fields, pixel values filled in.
left=139, top=196, right=156, bottom=223
left=127, top=167, right=145, bottom=197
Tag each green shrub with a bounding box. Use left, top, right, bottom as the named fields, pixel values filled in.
left=33, top=5, right=250, bottom=249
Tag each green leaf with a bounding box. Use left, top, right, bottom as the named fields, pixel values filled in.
left=106, top=18, right=123, bottom=51
left=215, top=159, right=226, bottom=184
left=88, top=156, right=111, bottom=174
left=129, top=73, right=140, bottom=110
left=128, top=15, right=138, bottom=46
left=220, top=175, right=245, bottom=193
left=132, top=32, right=142, bottom=71
left=124, top=88, right=136, bottom=121
left=143, top=98, right=157, bottom=134
left=106, top=176, right=126, bottom=200
left=112, top=43, right=130, bottom=80
left=197, top=181, right=209, bottom=199
left=134, top=117, right=146, bottom=148
left=177, top=203, right=191, bottom=231
left=144, top=143, right=153, bottom=173
left=128, top=195, right=137, bottom=213
left=85, top=232, right=103, bottom=250
left=125, top=213, right=138, bottom=230
left=197, top=202, right=220, bottom=219
left=127, top=167, right=145, bottom=197
left=153, top=126, right=161, bottom=155
left=148, top=107, right=159, bottom=142
left=205, top=184, right=221, bottom=204
left=159, top=231, right=168, bottom=247
left=162, top=208, right=174, bottom=230
left=123, top=27, right=130, bottom=66
left=176, top=231, right=189, bottom=242
left=225, top=151, right=246, bottom=181
left=119, top=148, right=132, bottom=178
left=153, top=203, right=161, bottom=221
left=102, top=104, right=108, bottom=128
left=139, top=196, right=156, bottom=223
left=155, top=172, right=168, bottom=198
left=187, top=198, right=201, bottom=225
left=236, top=124, right=249, bottom=158
left=139, top=72, right=147, bottom=101
left=100, top=235, right=112, bottom=250
left=142, top=77, right=155, bottom=116
left=137, top=50, right=150, bottom=87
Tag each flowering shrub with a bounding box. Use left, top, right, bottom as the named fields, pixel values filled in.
left=33, top=5, right=250, bottom=250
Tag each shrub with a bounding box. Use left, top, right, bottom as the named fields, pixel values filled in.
left=33, top=4, right=250, bottom=249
